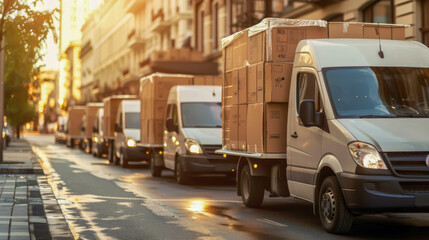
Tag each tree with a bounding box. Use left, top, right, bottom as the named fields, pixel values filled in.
left=1, top=0, right=56, bottom=138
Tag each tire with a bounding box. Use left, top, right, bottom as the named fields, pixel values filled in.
left=175, top=160, right=189, bottom=185
left=240, top=164, right=265, bottom=208
left=113, top=148, right=119, bottom=165
left=119, top=149, right=128, bottom=168
left=150, top=155, right=162, bottom=177
left=318, top=176, right=353, bottom=234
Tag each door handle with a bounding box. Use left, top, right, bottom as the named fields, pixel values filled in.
left=291, top=132, right=298, bottom=139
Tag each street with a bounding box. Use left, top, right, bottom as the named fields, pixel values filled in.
left=19, top=134, right=429, bottom=240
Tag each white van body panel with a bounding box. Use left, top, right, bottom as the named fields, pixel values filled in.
left=177, top=86, right=221, bottom=103
left=181, top=128, right=221, bottom=145
left=296, top=39, right=429, bottom=70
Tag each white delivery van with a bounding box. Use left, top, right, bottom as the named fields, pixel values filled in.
left=92, top=108, right=108, bottom=158
left=151, top=86, right=238, bottom=184
left=113, top=100, right=150, bottom=167
left=218, top=39, right=429, bottom=233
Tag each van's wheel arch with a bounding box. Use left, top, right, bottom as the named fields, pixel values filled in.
left=318, top=176, right=353, bottom=234
left=240, top=163, right=265, bottom=208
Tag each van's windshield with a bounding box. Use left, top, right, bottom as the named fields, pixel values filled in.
left=125, top=113, right=140, bottom=129
left=181, top=102, right=222, bottom=128
left=324, top=67, right=429, bottom=118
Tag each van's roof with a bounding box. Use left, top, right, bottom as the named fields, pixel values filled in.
left=121, top=100, right=140, bottom=112
left=171, top=86, right=221, bottom=103
left=296, top=39, right=429, bottom=70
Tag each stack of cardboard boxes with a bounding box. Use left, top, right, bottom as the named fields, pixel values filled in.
left=103, top=95, right=138, bottom=139
left=221, top=18, right=407, bottom=154
left=140, top=73, right=222, bottom=145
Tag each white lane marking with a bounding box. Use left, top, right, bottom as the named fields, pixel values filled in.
left=256, top=218, right=288, bottom=227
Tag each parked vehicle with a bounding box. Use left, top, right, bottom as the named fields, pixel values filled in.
left=217, top=19, right=429, bottom=234
left=66, top=106, right=86, bottom=148
left=112, top=100, right=149, bottom=167
left=81, top=103, right=103, bottom=153
left=103, top=95, right=138, bottom=163
left=55, top=116, right=68, bottom=144
left=91, top=108, right=108, bottom=158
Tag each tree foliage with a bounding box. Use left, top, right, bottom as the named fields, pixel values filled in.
left=0, top=0, right=56, bottom=136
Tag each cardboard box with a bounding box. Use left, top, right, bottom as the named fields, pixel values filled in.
left=256, top=63, right=264, bottom=103
left=238, top=104, right=247, bottom=151
left=67, top=107, right=86, bottom=138
left=193, top=76, right=206, bottom=85
left=392, top=27, right=406, bottom=40
left=363, top=26, right=391, bottom=39
left=328, top=22, right=363, bottom=38
left=248, top=31, right=265, bottom=64
left=148, top=119, right=164, bottom=144
left=85, top=103, right=103, bottom=137
left=179, top=48, right=191, bottom=61
left=247, top=103, right=287, bottom=153
left=224, top=105, right=238, bottom=150
left=232, top=30, right=249, bottom=69
left=270, top=26, right=327, bottom=62
left=248, top=64, right=257, bottom=103
left=265, top=63, right=293, bottom=103
left=223, top=70, right=239, bottom=106
left=238, top=66, right=247, bottom=104
left=213, top=76, right=222, bottom=86
left=151, top=51, right=169, bottom=62
left=191, top=51, right=204, bottom=62
left=224, top=45, right=234, bottom=72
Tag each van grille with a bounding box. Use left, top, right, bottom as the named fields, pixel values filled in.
left=201, top=145, right=222, bottom=157
left=400, top=182, right=429, bottom=193
left=385, top=152, right=429, bottom=177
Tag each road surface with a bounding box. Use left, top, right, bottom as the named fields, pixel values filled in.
left=24, top=134, right=429, bottom=240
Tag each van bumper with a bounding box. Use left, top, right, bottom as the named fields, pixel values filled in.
left=178, top=154, right=238, bottom=175
left=123, top=146, right=150, bottom=162
left=339, top=172, right=429, bottom=213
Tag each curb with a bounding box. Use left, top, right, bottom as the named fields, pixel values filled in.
left=0, top=167, right=44, bottom=174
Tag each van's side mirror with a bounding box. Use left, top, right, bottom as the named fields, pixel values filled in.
left=166, top=118, right=178, bottom=133
left=299, top=100, right=321, bottom=127
left=114, top=123, right=122, bottom=133
left=92, top=126, right=98, bottom=133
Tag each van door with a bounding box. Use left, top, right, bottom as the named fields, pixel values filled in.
left=164, top=104, right=179, bottom=170
left=287, top=69, right=325, bottom=202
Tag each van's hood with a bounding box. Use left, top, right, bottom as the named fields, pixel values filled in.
left=182, top=128, right=221, bottom=145
left=338, top=119, right=429, bottom=152
left=124, top=129, right=140, bottom=142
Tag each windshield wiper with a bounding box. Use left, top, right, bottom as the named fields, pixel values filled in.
left=395, top=114, right=429, bottom=118
left=359, top=115, right=396, bottom=118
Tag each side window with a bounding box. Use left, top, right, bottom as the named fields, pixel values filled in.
left=297, top=73, right=323, bottom=113
left=172, top=104, right=178, bottom=126
left=166, top=104, right=172, bottom=119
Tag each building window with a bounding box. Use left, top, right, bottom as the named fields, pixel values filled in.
left=362, top=0, right=394, bottom=23
left=212, top=2, right=219, bottom=50
left=422, top=0, right=429, bottom=46
left=197, top=10, right=204, bottom=51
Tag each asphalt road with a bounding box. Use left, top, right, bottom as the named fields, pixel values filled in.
left=24, top=134, right=429, bottom=240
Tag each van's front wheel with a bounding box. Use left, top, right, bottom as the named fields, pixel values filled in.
left=119, top=149, right=128, bottom=168
left=318, top=176, right=353, bottom=234
left=175, top=160, right=189, bottom=185
left=240, top=164, right=264, bottom=208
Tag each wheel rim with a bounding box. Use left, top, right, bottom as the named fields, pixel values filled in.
left=321, top=187, right=336, bottom=223
left=242, top=169, right=250, bottom=200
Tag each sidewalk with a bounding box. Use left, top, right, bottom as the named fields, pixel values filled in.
left=0, top=139, right=73, bottom=240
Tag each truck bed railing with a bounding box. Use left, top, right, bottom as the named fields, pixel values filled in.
left=215, top=149, right=286, bottom=159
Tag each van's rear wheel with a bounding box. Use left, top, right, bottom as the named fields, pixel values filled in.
left=240, top=164, right=264, bottom=208
left=150, top=155, right=162, bottom=177
left=120, top=150, right=128, bottom=168
left=318, top=176, right=353, bottom=234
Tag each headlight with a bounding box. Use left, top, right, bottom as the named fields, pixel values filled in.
left=184, top=139, right=203, bottom=154
left=93, top=137, right=98, bottom=143
left=127, top=138, right=136, bottom=148
left=348, top=142, right=387, bottom=169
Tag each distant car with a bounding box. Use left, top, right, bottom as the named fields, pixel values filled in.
left=2, top=127, right=11, bottom=147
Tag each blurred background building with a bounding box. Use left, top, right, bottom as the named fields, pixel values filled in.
left=53, top=0, right=428, bottom=107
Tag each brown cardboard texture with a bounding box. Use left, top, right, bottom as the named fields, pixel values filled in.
left=224, top=45, right=234, bottom=72
left=248, top=31, right=265, bottom=64
left=148, top=119, right=164, bottom=144
left=194, top=76, right=206, bottom=85
left=363, top=26, right=391, bottom=39
left=246, top=103, right=287, bottom=153
left=238, top=66, right=247, bottom=104
left=247, top=103, right=263, bottom=153
left=265, top=63, right=293, bottom=103
left=392, top=27, right=406, bottom=40
left=191, top=51, right=204, bottom=62
left=213, top=76, right=222, bottom=86
left=238, top=104, right=247, bottom=151
left=223, top=72, right=234, bottom=106
left=232, top=30, right=248, bottom=69
left=68, top=107, right=86, bottom=137
left=223, top=105, right=238, bottom=150
left=271, top=26, right=327, bottom=62
left=103, top=96, right=137, bottom=138
left=85, top=104, right=102, bottom=137
left=248, top=64, right=257, bottom=104
left=328, top=22, right=363, bottom=38
left=256, top=63, right=264, bottom=103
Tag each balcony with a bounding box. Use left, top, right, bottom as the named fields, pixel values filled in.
left=125, top=0, right=145, bottom=14
left=127, top=29, right=145, bottom=49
